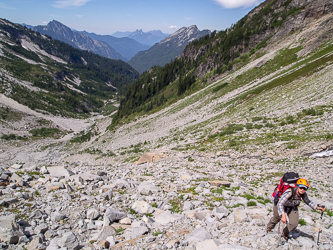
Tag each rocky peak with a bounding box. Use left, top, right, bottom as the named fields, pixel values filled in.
left=160, top=25, right=209, bottom=47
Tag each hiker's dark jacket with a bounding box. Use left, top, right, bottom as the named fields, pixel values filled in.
left=277, top=189, right=317, bottom=216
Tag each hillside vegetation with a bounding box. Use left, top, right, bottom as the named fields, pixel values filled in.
left=112, top=0, right=333, bottom=128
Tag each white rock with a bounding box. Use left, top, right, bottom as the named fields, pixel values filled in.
left=131, top=200, right=154, bottom=214
left=87, top=208, right=100, bottom=220
left=154, top=211, right=183, bottom=225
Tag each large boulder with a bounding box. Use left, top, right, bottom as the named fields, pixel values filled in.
left=131, top=200, right=154, bottom=214
left=124, top=220, right=149, bottom=240
left=185, top=227, right=211, bottom=244
left=46, top=182, right=65, bottom=192
left=95, top=226, right=117, bottom=243
left=233, top=208, right=249, bottom=223
left=87, top=208, right=100, bottom=220
left=58, top=231, right=79, bottom=250
left=212, top=206, right=230, bottom=219
left=0, top=214, right=21, bottom=244
left=134, top=152, right=167, bottom=165
left=47, top=166, right=74, bottom=178
left=196, top=239, right=221, bottom=250
left=103, top=208, right=127, bottom=225
left=154, top=211, right=183, bottom=225
left=51, top=211, right=66, bottom=222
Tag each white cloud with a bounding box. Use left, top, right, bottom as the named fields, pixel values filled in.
left=213, top=0, right=260, bottom=9
left=184, top=17, right=193, bottom=20
left=168, top=26, right=178, bottom=29
left=52, top=0, right=93, bottom=8
left=76, top=14, right=83, bottom=18
left=0, top=2, right=15, bottom=10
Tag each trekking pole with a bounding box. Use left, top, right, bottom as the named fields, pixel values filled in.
left=317, top=204, right=325, bottom=246
left=276, top=221, right=281, bottom=247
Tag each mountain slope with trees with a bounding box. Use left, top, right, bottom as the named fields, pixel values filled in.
left=128, top=25, right=210, bottom=74
left=112, top=0, right=333, bottom=127
left=0, top=19, right=139, bottom=117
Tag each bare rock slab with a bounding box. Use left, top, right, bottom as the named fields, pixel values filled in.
left=208, top=181, right=231, bottom=187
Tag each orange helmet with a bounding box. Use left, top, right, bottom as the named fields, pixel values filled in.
left=296, top=178, right=309, bottom=189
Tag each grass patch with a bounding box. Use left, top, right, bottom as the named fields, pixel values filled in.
left=247, top=201, right=257, bottom=206
left=29, top=127, right=62, bottom=138
left=298, top=219, right=307, bottom=226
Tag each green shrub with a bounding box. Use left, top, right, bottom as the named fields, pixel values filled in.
left=245, top=123, right=253, bottom=129
left=152, top=203, right=158, bottom=208
left=212, top=82, right=229, bottom=93
left=29, top=127, right=61, bottom=138
left=298, top=219, right=306, bottom=226
left=252, top=116, right=263, bottom=122
left=1, top=133, right=17, bottom=140
left=247, top=201, right=257, bottom=206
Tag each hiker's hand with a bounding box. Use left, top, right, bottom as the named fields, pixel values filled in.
left=281, top=214, right=287, bottom=223
left=318, top=206, right=326, bottom=212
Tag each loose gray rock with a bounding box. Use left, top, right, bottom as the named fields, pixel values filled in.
left=87, top=208, right=100, bottom=220
left=95, top=226, right=117, bottom=242
left=154, top=211, right=183, bottom=225
left=212, top=206, right=230, bottom=219
left=34, top=223, right=49, bottom=234
left=183, top=201, right=194, bottom=211
left=51, top=211, right=66, bottom=222
left=103, top=208, right=126, bottom=225
left=185, top=227, right=211, bottom=244
left=58, top=231, right=79, bottom=250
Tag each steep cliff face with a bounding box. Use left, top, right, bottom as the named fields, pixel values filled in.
left=181, top=0, right=333, bottom=78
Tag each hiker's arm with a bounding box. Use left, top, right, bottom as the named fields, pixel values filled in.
left=277, top=190, right=292, bottom=217
left=303, top=193, right=321, bottom=211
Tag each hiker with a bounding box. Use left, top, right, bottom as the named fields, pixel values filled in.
left=266, top=178, right=326, bottom=239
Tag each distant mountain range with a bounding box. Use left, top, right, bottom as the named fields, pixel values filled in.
left=81, top=31, right=150, bottom=60
left=33, top=20, right=127, bottom=61
left=24, top=20, right=210, bottom=73
left=27, top=21, right=170, bottom=61
left=128, top=25, right=210, bottom=73
left=112, top=30, right=170, bottom=46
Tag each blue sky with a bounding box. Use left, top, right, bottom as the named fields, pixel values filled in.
left=0, top=0, right=264, bottom=35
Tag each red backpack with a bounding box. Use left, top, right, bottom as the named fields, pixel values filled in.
left=272, top=172, right=299, bottom=205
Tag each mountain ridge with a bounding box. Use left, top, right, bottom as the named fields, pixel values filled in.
left=33, top=20, right=128, bottom=61
left=128, top=25, right=210, bottom=73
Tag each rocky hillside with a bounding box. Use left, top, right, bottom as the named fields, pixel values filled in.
left=0, top=0, right=333, bottom=249
left=128, top=26, right=210, bottom=74
left=33, top=20, right=127, bottom=61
